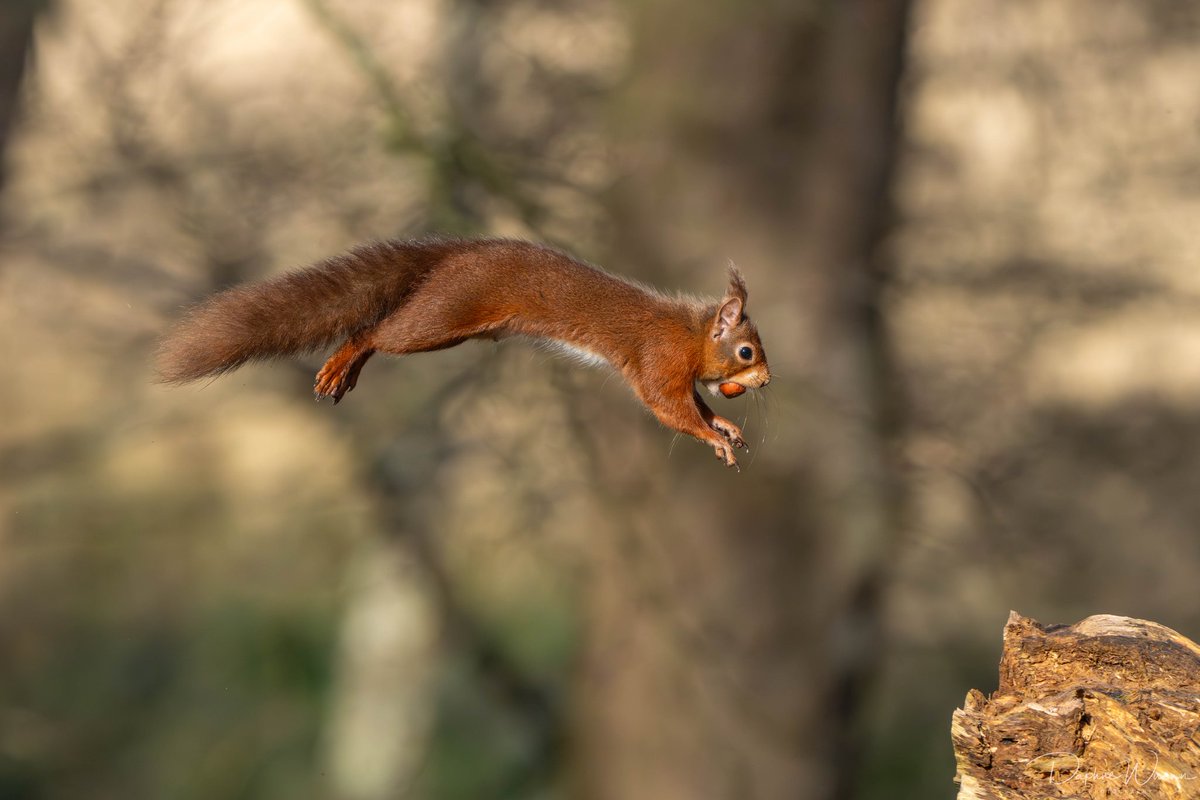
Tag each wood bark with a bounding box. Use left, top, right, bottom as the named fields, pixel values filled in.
left=953, top=611, right=1200, bottom=799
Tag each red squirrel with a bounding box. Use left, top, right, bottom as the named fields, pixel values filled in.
left=157, top=237, right=771, bottom=466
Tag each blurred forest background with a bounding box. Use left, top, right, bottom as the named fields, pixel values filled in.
left=2, top=0, right=1200, bottom=798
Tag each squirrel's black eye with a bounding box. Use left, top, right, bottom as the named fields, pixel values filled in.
left=738, top=346, right=753, bottom=361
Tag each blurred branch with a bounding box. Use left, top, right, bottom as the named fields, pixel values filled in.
left=78, top=0, right=180, bottom=181
left=297, top=0, right=550, bottom=234
left=297, top=0, right=421, bottom=152
left=63, top=0, right=270, bottom=294
left=900, top=258, right=1184, bottom=307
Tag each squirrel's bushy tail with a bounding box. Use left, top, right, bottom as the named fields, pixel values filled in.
left=156, top=239, right=448, bottom=383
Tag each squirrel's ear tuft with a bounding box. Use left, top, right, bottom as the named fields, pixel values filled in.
left=714, top=263, right=746, bottom=338
left=726, top=262, right=748, bottom=306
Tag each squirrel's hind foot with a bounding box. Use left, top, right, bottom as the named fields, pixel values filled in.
left=315, top=338, right=375, bottom=403
left=313, top=364, right=353, bottom=403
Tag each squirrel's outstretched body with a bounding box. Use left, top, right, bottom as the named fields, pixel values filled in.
left=158, top=237, right=770, bottom=466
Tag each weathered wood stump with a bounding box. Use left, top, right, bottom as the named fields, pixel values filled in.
left=953, top=611, right=1200, bottom=799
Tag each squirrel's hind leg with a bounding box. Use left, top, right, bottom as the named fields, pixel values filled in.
left=315, top=334, right=376, bottom=403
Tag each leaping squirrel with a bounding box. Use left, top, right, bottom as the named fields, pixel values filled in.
left=157, top=237, right=771, bottom=466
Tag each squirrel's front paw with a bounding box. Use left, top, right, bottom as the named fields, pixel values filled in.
left=710, top=416, right=747, bottom=451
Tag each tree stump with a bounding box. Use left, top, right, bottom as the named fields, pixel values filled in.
left=952, top=611, right=1200, bottom=799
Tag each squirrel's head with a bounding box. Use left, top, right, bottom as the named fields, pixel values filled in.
left=699, top=266, right=771, bottom=398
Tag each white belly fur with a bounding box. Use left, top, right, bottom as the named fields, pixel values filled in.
left=539, top=338, right=609, bottom=369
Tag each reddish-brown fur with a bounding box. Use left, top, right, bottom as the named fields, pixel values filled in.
left=157, top=237, right=771, bottom=466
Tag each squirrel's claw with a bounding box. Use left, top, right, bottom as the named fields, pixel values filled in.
left=712, top=441, right=739, bottom=468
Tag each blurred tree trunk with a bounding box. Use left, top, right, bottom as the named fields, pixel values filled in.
left=0, top=0, right=42, bottom=210
left=578, top=1, right=911, bottom=798
left=323, top=535, right=439, bottom=800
